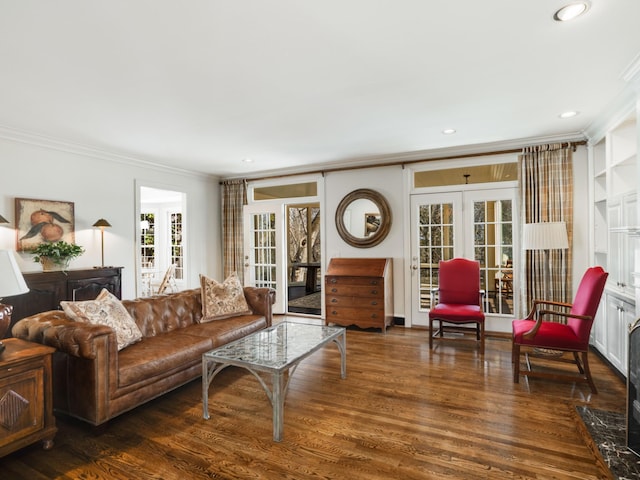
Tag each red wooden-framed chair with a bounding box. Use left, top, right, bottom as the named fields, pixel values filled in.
left=512, top=266, right=608, bottom=393
left=429, top=258, right=486, bottom=352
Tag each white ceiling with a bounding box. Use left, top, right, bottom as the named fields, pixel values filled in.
left=1, top=1, right=640, bottom=177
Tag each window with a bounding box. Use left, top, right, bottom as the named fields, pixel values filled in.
left=170, top=212, right=183, bottom=280
left=140, top=213, right=155, bottom=268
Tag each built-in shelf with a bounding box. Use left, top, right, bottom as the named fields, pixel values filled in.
left=590, top=109, right=638, bottom=378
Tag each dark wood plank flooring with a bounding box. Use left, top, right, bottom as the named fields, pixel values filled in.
left=2, top=318, right=626, bottom=479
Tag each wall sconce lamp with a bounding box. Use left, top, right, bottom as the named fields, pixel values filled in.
left=92, top=218, right=112, bottom=268
left=0, top=250, right=29, bottom=354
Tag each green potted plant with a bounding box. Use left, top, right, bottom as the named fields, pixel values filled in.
left=30, top=241, right=84, bottom=272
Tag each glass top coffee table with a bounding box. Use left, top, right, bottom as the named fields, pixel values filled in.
left=202, top=321, right=346, bottom=442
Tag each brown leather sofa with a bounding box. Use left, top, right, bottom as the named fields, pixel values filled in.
left=11, top=286, right=275, bottom=426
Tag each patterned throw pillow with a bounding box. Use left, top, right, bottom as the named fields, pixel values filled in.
left=61, top=289, right=143, bottom=350
left=200, top=272, right=251, bottom=322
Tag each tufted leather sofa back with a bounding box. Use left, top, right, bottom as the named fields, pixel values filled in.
left=121, top=288, right=203, bottom=338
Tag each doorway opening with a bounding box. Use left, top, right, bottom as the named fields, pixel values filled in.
left=137, top=185, right=186, bottom=297
left=286, top=204, right=321, bottom=315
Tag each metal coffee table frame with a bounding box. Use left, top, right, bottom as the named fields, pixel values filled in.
left=202, top=322, right=346, bottom=441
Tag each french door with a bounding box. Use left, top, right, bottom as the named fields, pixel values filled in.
left=410, top=188, right=517, bottom=327
left=243, top=203, right=285, bottom=313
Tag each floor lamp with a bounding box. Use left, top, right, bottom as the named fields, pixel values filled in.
left=523, top=221, right=569, bottom=298
left=0, top=250, right=29, bottom=354
left=523, top=222, right=569, bottom=355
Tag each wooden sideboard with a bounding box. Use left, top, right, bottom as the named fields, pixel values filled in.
left=2, top=267, right=123, bottom=336
left=325, top=258, right=393, bottom=332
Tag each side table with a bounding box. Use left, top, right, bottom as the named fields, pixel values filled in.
left=0, top=338, right=57, bottom=457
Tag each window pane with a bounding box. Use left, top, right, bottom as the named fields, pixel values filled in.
left=414, top=163, right=518, bottom=188
left=254, top=182, right=317, bottom=200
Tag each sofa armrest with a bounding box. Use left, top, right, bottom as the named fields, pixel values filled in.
left=243, top=287, right=276, bottom=327
left=11, top=310, right=115, bottom=359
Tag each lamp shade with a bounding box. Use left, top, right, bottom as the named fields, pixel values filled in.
left=92, top=218, right=112, bottom=228
left=0, top=250, right=29, bottom=297
left=523, top=222, right=569, bottom=250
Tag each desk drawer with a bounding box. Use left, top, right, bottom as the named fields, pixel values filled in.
left=326, top=296, right=383, bottom=309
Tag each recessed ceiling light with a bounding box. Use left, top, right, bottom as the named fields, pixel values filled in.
left=553, top=2, right=590, bottom=22
left=442, top=128, right=456, bottom=135
left=242, top=158, right=254, bottom=163
left=559, top=111, right=579, bottom=119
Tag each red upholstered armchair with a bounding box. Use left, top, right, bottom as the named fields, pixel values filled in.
left=429, top=258, right=485, bottom=352
left=512, top=266, right=608, bottom=393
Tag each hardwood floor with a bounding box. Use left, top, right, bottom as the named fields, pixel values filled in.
left=2, top=318, right=626, bottom=479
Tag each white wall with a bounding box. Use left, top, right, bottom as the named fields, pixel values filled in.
left=324, top=165, right=405, bottom=317
left=0, top=133, right=220, bottom=300
left=323, top=147, right=590, bottom=331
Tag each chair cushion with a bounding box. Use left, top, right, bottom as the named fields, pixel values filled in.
left=429, top=303, right=484, bottom=323
left=512, top=319, right=585, bottom=351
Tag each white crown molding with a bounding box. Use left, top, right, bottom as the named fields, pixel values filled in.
left=584, top=87, right=637, bottom=144
left=622, top=51, right=640, bottom=86
left=584, top=53, right=640, bottom=143
left=0, top=124, right=217, bottom=180
left=229, top=132, right=587, bottom=181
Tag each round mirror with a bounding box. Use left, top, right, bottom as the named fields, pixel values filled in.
left=335, top=189, right=392, bottom=248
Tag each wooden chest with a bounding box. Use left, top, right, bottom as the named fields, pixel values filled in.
left=325, top=258, right=393, bottom=332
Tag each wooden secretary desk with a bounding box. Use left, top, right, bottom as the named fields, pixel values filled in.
left=325, top=258, right=393, bottom=332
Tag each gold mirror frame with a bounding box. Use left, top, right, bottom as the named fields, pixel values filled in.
left=335, top=188, right=392, bottom=248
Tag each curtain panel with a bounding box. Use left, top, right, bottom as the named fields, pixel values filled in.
left=518, top=144, right=573, bottom=316
left=221, top=179, right=247, bottom=283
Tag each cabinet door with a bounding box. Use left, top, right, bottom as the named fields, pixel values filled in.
left=0, top=366, right=44, bottom=446
left=607, top=193, right=637, bottom=295
left=622, top=194, right=637, bottom=294
left=606, top=295, right=632, bottom=375
left=67, top=275, right=121, bottom=301
left=3, top=274, right=66, bottom=329
left=591, top=297, right=607, bottom=354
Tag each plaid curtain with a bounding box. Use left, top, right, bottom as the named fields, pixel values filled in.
left=518, top=144, right=573, bottom=316
left=221, top=179, right=247, bottom=283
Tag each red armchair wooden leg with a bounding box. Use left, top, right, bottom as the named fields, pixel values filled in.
left=582, top=351, right=597, bottom=394
left=513, top=344, right=520, bottom=383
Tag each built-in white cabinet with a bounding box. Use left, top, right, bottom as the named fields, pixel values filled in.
left=589, top=110, right=638, bottom=377
left=604, top=293, right=633, bottom=376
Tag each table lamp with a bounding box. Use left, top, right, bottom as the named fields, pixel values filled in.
left=0, top=249, right=29, bottom=353
left=92, top=218, right=112, bottom=267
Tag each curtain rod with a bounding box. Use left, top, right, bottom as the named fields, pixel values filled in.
left=221, top=140, right=586, bottom=184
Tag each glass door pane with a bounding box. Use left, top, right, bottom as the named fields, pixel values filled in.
left=244, top=204, right=285, bottom=313
left=410, top=192, right=462, bottom=325
left=471, top=198, right=514, bottom=315
left=252, top=213, right=277, bottom=289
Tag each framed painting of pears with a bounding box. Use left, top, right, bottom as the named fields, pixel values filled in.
left=15, top=197, right=75, bottom=251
